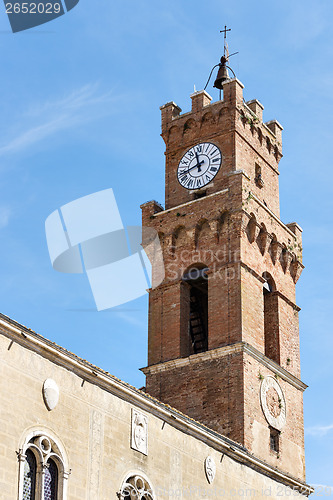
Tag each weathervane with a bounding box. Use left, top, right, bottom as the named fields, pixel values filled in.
left=220, top=25, right=231, bottom=59
left=204, top=26, right=238, bottom=95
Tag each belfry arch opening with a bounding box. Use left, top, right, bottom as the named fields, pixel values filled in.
left=182, top=265, right=209, bottom=356
left=262, top=272, right=280, bottom=364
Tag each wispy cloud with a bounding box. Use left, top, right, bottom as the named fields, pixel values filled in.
left=116, top=311, right=146, bottom=328
left=0, top=84, right=118, bottom=157
left=305, top=423, right=333, bottom=437
left=0, top=205, right=12, bottom=228
left=279, top=1, right=328, bottom=50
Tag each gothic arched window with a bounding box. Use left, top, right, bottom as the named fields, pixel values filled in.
left=44, top=459, right=58, bottom=500
left=119, top=474, right=154, bottom=500
left=18, top=433, right=69, bottom=500
left=23, top=449, right=37, bottom=500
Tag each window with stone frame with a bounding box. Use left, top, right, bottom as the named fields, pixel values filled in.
left=119, top=474, right=154, bottom=500
left=23, top=449, right=37, bottom=500
left=270, top=427, right=280, bottom=453
left=19, top=433, right=68, bottom=500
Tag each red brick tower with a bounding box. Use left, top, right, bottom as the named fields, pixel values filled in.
left=141, top=77, right=306, bottom=480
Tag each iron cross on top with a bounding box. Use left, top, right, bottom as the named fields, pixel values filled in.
left=220, top=25, right=231, bottom=57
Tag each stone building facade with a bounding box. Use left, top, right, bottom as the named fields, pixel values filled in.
left=0, top=76, right=312, bottom=499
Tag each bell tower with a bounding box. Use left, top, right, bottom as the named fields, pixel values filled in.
left=141, top=57, right=307, bottom=482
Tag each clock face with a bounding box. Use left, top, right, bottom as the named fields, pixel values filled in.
left=177, top=142, right=222, bottom=190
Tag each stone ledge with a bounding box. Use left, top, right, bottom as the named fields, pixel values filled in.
left=141, top=341, right=308, bottom=392
left=152, top=188, right=229, bottom=217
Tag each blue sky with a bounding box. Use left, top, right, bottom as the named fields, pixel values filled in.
left=0, top=0, right=332, bottom=494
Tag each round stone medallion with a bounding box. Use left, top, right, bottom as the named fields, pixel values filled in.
left=260, top=376, right=286, bottom=431
left=42, top=378, right=59, bottom=411
left=204, top=456, right=216, bottom=484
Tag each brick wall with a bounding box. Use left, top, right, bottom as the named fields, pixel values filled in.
left=142, top=78, right=306, bottom=482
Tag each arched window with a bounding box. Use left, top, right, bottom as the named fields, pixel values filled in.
left=23, top=449, right=36, bottom=500
left=182, top=266, right=209, bottom=356
left=119, top=474, right=154, bottom=500
left=18, top=432, right=69, bottom=500
left=44, top=459, right=58, bottom=500
left=263, top=273, right=280, bottom=364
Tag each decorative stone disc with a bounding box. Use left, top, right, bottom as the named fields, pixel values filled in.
left=42, top=378, right=59, bottom=411
left=204, top=456, right=216, bottom=484
left=260, top=376, right=286, bottom=431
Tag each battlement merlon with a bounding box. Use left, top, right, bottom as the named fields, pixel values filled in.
left=160, top=79, right=283, bottom=148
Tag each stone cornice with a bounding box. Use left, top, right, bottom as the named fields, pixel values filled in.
left=0, top=314, right=312, bottom=496
left=141, top=341, right=307, bottom=392
left=151, top=188, right=229, bottom=217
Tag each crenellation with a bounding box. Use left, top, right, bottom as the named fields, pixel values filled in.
left=160, top=101, right=182, bottom=132
left=246, top=99, right=264, bottom=122
left=265, top=119, right=283, bottom=144
left=190, top=89, right=213, bottom=113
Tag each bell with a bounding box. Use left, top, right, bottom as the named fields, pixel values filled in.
left=213, top=56, right=230, bottom=90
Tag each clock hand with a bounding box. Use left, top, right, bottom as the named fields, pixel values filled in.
left=187, top=159, right=204, bottom=173
left=195, top=152, right=202, bottom=172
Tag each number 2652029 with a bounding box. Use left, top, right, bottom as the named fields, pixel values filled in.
left=5, top=3, right=62, bottom=14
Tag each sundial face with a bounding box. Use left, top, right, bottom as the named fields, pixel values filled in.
left=260, top=376, right=286, bottom=431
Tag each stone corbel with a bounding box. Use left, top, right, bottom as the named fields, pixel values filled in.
left=290, top=259, right=305, bottom=283
left=247, top=218, right=260, bottom=244
left=281, top=249, right=293, bottom=274
left=274, top=148, right=283, bottom=163
left=270, top=240, right=282, bottom=265
left=16, top=449, right=26, bottom=463
left=63, top=469, right=71, bottom=481
left=259, top=230, right=271, bottom=256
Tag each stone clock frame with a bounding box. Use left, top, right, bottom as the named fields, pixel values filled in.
left=260, top=376, right=286, bottom=431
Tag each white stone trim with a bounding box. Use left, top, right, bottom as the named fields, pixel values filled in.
left=159, top=101, right=181, bottom=112
left=228, top=169, right=251, bottom=180
left=265, top=119, right=283, bottom=131
left=190, top=89, right=213, bottom=101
